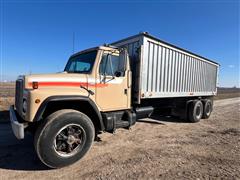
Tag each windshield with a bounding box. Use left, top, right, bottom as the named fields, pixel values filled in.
left=65, top=50, right=97, bottom=73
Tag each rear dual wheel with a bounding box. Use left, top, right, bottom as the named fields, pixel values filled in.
left=188, top=100, right=203, bottom=123
left=188, top=99, right=213, bottom=122
left=202, top=99, right=213, bottom=119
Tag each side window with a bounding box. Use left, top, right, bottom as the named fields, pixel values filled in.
left=99, top=54, right=113, bottom=75
left=99, top=53, right=126, bottom=76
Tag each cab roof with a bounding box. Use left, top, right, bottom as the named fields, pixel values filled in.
left=70, top=45, right=119, bottom=58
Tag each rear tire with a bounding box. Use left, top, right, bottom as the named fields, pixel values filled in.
left=188, top=100, right=203, bottom=123
left=34, top=109, right=95, bottom=168
left=202, top=99, right=213, bottom=119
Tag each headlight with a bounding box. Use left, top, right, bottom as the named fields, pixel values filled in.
left=23, top=100, right=27, bottom=113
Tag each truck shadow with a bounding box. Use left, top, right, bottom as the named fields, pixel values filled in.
left=138, top=113, right=188, bottom=124
left=0, top=122, right=49, bottom=171
left=0, top=111, right=187, bottom=171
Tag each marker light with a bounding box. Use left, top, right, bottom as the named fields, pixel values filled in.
left=35, top=99, right=41, bottom=104
left=32, top=82, right=39, bottom=89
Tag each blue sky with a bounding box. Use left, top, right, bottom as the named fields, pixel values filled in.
left=0, top=0, right=239, bottom=87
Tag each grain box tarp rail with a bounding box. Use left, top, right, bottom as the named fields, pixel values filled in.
left=111, top=33, right=219, bottom=103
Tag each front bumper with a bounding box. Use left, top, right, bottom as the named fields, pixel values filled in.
left=9, top=105, right=27, bottom=139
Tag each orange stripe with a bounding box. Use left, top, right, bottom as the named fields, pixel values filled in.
left=28, top=82, right=108, bottom=88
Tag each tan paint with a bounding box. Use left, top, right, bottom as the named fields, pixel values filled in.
left=95, top=50, right=131, bottom=111
left=17, top=46, right=131, bottom=122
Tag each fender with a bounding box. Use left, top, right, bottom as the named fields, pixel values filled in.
left=32, top=95, right=105, bottom=131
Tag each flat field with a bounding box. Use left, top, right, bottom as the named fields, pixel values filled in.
left=0, top=82, right=239, bottom=111
left=0, top=83, right=239, bottom=179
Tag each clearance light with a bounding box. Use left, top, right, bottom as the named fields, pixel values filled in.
left=32, top=82, right=39, bottom=89
left=35, top=99, right=41, bottom=104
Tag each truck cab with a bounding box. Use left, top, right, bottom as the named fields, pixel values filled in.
left=10, top=45, right=136, bottom=168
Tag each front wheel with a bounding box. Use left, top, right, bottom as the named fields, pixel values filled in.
left=34, top=109, right=95, bottom=168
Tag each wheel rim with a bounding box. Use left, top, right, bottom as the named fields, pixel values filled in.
left=54, top=124, right=85, bottom=157
left=196, top=105, right=202, bottom=119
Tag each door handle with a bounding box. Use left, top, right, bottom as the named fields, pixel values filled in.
left=124, top=89, right=127, bottom=95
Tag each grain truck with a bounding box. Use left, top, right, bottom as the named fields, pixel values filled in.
left=10, top=32, right=219, bottom=168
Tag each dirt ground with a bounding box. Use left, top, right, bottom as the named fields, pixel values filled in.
left=0, top=97, right=239, bottom=179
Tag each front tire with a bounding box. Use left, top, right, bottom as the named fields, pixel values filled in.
left=34, top=109, right=95, bottom=168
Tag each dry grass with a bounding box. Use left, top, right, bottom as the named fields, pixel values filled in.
left=0, top=98, right=239, bottom=179
left=0, top=83, right=15, bottom=122
left=0, top=82, right=239, bottom=111
left=215, top=87, right=240, bottom=100
left=0, top=82, right=239, bottom=178
left=0, top=82, right=15, bottom=98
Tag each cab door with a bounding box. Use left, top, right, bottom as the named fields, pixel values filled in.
left=95, top=50, right=131, bottom=111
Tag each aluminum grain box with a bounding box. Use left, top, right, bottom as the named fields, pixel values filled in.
left=111, top=33, right=219, bottom=103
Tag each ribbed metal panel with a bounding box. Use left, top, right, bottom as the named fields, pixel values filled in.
left=140, top=36, right=219, bottom=99
left=112, top=34, right=219, bottom=100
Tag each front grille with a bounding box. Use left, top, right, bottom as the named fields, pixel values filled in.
left=15, top=79, right=23, bottom=114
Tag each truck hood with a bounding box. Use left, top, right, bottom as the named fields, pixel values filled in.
left=24, top=72, right=91, bottom=89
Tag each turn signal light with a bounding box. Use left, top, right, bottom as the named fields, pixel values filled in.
left=32, top=82, right=39, bottom=89
left=35, top=99, right=41, bottom=104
